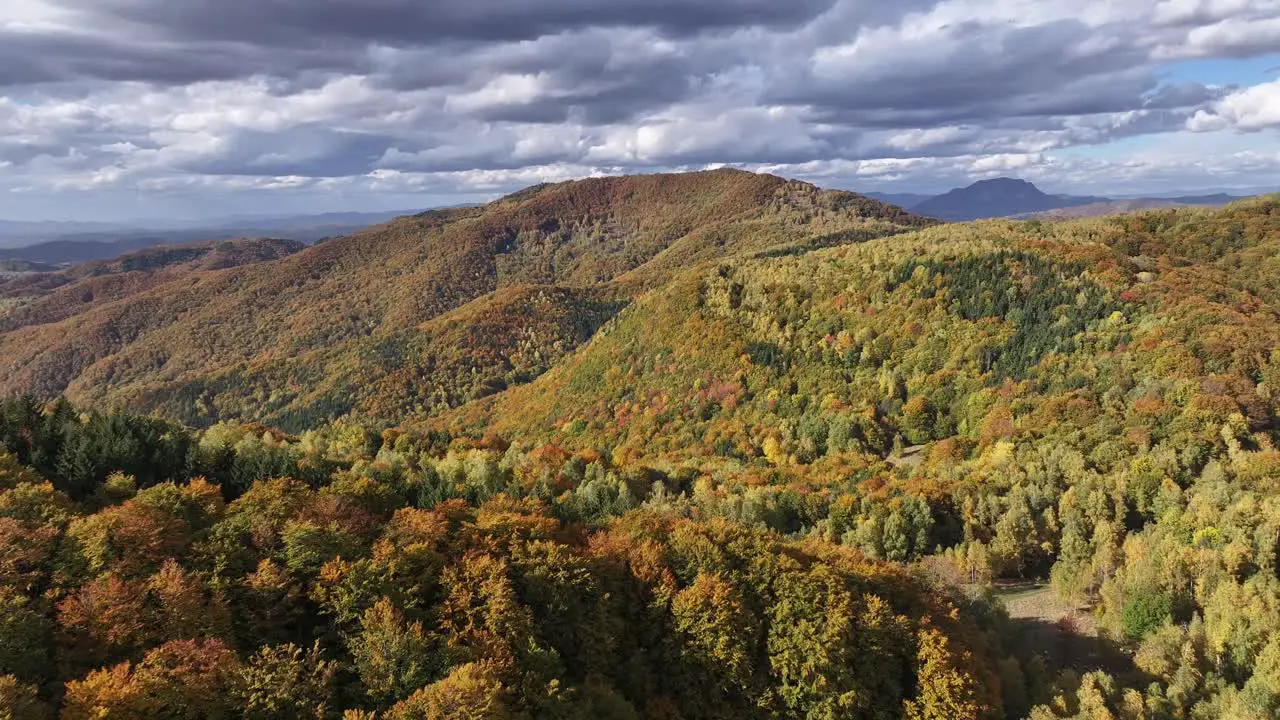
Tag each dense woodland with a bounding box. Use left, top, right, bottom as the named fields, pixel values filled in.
left=0, top=171, right=930, bottom=430
left=2, top=172, right=1280, bottom=718
left=0, top=399, right=1017, bottom=719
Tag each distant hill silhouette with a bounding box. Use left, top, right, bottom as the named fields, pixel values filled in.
left=1166, top=193, right=1241, bottom=205
left=0, top=210, right=423, bottom=263
left=0, top=259, right=59, bottom=273
left=911, top=178, right=1104, bottom=220
left=861, top=181, right=1257, bottom=220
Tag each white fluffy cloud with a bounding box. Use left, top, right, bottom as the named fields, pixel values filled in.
left=1189, top=79, right=1280, bottom=131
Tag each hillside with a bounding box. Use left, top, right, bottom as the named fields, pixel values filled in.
left=387, top=196, right=1280, bottom=717
left=433, top=196, right=1280, bottom=464
left=0, top=238, right=306, bottom=334
left=3, top=184, right=1280, bottom=719
left=0, top=170, right=931, bottom=430
left=0, top=398, right=1012, bottom=718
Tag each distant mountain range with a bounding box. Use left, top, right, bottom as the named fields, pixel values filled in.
left=0, top=220, right=126, bottom=238
left=0, top=210, right=422, bottom=264
left=0, top=178, right=1265, bottom=268
left=0, top=259, right=59, bottom=273
left=866, top=178, right=1256, bottom=221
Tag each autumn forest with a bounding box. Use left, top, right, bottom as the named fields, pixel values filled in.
left=1, top=170, right=1279, bottom=719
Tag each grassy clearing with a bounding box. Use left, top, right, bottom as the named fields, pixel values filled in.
left=996, top=582, right=1098, bottom=637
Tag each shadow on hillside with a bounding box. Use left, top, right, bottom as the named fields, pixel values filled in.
left=1004, top=616, right=1141, bottom=680
left=993, top=582, right=1153, bottom=688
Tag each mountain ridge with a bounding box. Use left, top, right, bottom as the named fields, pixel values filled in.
left=910, top=177, right=1106, bottom=220
left=0, top=169, right=930, bottom=429
left=865, top=177, right=1255, bottom=220
left=422, top=193, right=1280, bottom=468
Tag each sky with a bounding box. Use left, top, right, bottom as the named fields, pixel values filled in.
left=0, top=0, right=1278, bottom=221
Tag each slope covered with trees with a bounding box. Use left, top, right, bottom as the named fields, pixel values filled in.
left=419, top=196, right=1280, bottom=719
left=0, top=238, right=306, bottom=333
left=0, top=170, right=930, bottom=431
left=0, top=398, right=1010, bottom=719
left=3, top=173, right=1280, bottom=718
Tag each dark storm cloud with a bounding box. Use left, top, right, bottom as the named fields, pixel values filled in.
left=0, top=30, right=370, bottom=87
left=378, top=139, right=579, bottom=174
left=374, top=29, right=724, bottom=124
left=0, top=0, right=844, bottom=89
left=773, top=19, right=1178, bottom=126
left=56, top=0, right=837, bottom=46
left=175, top=128, right=395, bottom=177
left=462, top=71, right=699, bottom=126
left=5, top=0, right=1216, bottom=135
left=3, top=0, right=774, bottom=132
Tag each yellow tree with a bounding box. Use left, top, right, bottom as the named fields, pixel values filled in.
left=904, top=628, right=981, bottom=720
left=385, top=662, right=512, bottom=720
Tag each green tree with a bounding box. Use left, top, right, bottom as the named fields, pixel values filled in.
left=234, top=643, right=338, bottom=720
left=348, top=597, right=445, bottom=705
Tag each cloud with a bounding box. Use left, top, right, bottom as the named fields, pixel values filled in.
left=83, top=0, right=836, bottom=43
left=1189, top=79, right=1280, bottom=131
left=1179, top=17, right=1280, bottom=58
left=1152, top=0, right=1276, bottom=25
left=0, top=0, right=1276, bottom=219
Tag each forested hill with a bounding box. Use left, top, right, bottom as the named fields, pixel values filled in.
left=0, top=169, right=931, bottom=430
left=0, top=237, right=305, bottom=315
left=3, top=183, right=1280, bottom=718
left=407, top=194, right=1280, bottom=718
left=435, top=196, right=1280, bottom=465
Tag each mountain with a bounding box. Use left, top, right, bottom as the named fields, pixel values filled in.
left=0, top=233, right=279, bottom=266
left=400, top=196, right=1280, bottom=720
left=427, top=194, right=1280, bottom=463
left=910, top=177, right=1104, bottom=220
left=0, top=169, right=931, bottom=429
left=868, top=181, right=1258, bottom=221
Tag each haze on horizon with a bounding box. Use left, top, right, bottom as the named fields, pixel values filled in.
left=1, top=0, right=1278, bottom=222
